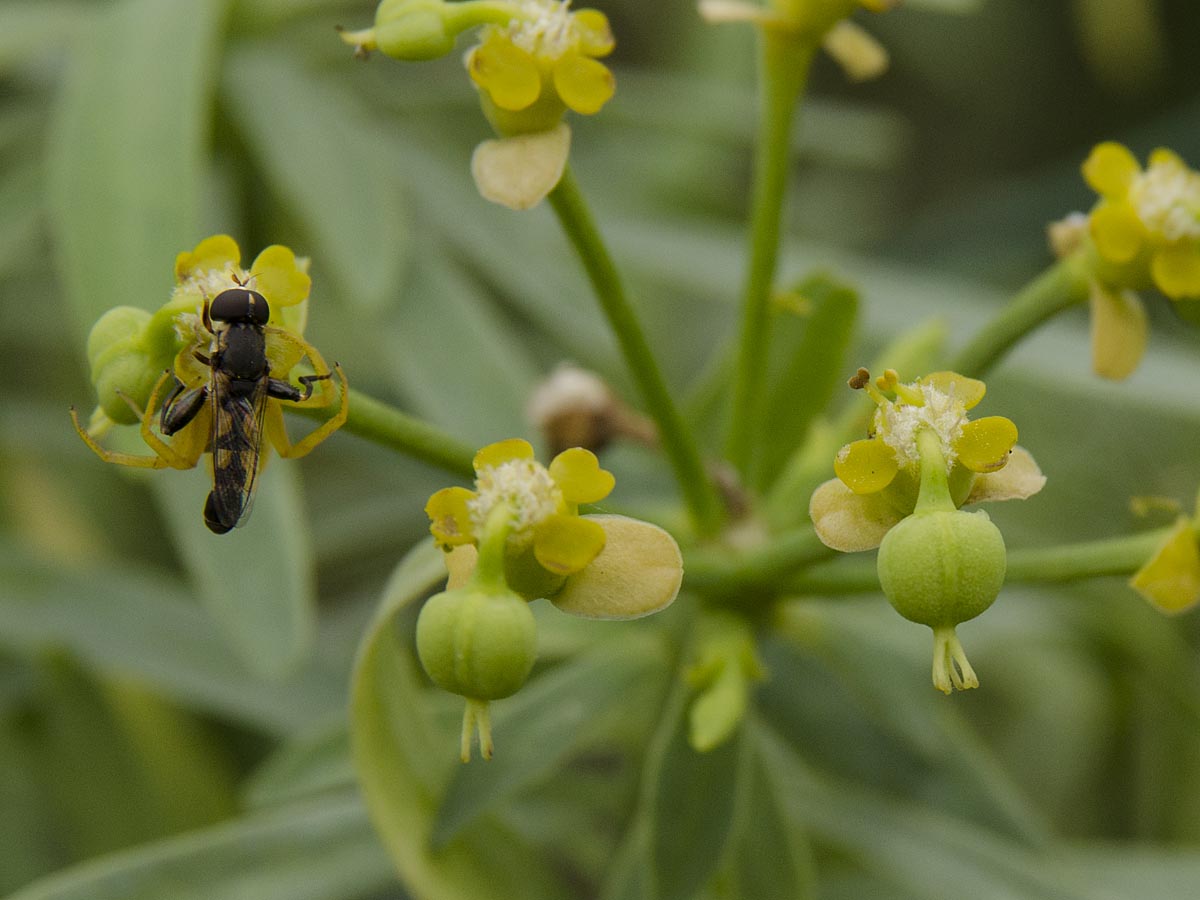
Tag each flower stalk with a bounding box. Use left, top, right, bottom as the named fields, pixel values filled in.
left=950, top=253, right=1092, bottom=379
left=726, top=34, right=816, bottom=474
left=548, top=166, right=725, bottom=537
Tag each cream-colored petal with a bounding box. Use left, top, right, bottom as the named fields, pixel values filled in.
left=1089, top=283, right=1147, bottom=380
left=470, top=124, right=571, bottom=212
left=809, top=477, right=903, bottom=553
left=697, top=0, right=781, bottom=25
left=550, top=515, right=682, bottom=620
left=964, top=446, right=1046, bottom=504
left=822, top=20, right=889, bottom=82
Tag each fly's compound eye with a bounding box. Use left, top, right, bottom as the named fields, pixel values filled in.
left=209, top=288, right=271, bottom=325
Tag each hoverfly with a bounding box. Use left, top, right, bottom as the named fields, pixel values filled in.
left=72, top=283, right=347, bottom=533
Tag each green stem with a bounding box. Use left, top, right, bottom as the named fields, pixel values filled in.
left=785, top=527, right=1174, bottom=595
left=725, top=33, right=816, bottom=475
left=292, top=388, right=475, bottom=480
left=685, top=525, right=834, bottom=596
left=548, top=166, right=724, bottom=537
left=950, top=255, right=1091, bottom=379
left=914, top=429, right=955, bottom=514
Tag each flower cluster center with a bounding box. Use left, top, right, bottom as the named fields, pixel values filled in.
left=1130, top=158, right=1200, bottom=242
left=469, top=458, right=563, bottom=542
left=875, top=384, right=966, bottom=469
left=507, top=0, right=576, bottom=57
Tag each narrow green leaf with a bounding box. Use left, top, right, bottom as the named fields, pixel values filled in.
left=29, top=656, right=235, bottom=859
left=223, top=48, right=407, bottom=313
left=714, top=729, right=816, bottom=900
left=0, top=541, right=343, bottom=734
left=5, top=793, right=396, bottom=900
left=0, top=716, right=62, bottom=893
left=648, top=681, right=742, bottom=900
left=770, top=603, right=1052, bottom=845
left=243, top=726, right=356, bottom=809
left=754, top=272, right=858, bottom=491
left=148, top=461, right=317, bottom=681
left=47, top=0, right=225, bottom=340
left=432, top=634, right=670, bottom=848
left=381, top=246, right=539, bottom=444
left=0, top=3, right=91, bottom=73
left=350, top=541, right=566, bottom=900
left=755, top=724, right=1091, bottom=900
left=1059, top=846, right=1200, bottom=900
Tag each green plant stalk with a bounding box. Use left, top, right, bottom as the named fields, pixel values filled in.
left=785, top=527, right=1175, bottom=595
left=685, top=525, right=834, bottom=596
left=950, top=255, right=1091, bottom=378
left=293, top=388, right=475, bottom=480
left=725, top=33, right=816, bottom=475
left=548, top=166, right=724, bottom=537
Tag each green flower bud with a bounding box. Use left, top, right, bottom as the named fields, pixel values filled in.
left=876, top=508, right=1007, bottom=694
left=86, top=306, right=158, bottom=425
left=376, top=2, right=455, bottom=61
left=416, top=583, right=537, bottom=701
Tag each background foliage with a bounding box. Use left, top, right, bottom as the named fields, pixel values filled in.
left=3, top=0, right=1200, bottom=897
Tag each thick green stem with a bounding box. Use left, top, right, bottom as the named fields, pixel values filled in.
left=685, top=525, right=834, bottom=596
left=951, top=255, right=1091, bottom=378
left=725, top=34, right=816, bottom=475
left=293, top=388, right=475, bottom=480
left=548, top=166, right=724, bottom=537
left=785, top=526, right=1175, bottom=595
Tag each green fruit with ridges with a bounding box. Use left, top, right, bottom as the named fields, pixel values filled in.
left=876, top=508, right=1006, bottom=627
left=416, top=585, right=537, bottom=700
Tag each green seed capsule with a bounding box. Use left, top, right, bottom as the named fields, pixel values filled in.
left=416, top=584, right=537, bottom=701
left=87, top=306, right=158, bottom=425
left=876, top=508, right=1006, bottom=628
left=877, top=508, right=1007, bottom=694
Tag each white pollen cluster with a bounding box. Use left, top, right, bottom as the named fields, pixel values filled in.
left=506, top=0, right=575, bottom=56
left=1131, top=158, right=1200, bottom=242
left=469, top=458, right=563, bottom=542
left=876, top=384, right=967, bottom=469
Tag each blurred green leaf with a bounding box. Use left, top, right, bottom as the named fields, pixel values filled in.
left=47, top=0, right=225, bottom=340
left=713, top=728, right=816, bottom=900
left=754, top=272, right=858, bottom=491
left=147, top=461, right=317, bottom=681
left=381, top=246, right=539, bottom=444
left=771, top=602, right=1052, bottom=844
left=0, top=162, right=45, bottom=281
left=0, top=541, right=343, bottom=734
left=756, top=723, right=1090, bottom=900
left=1059, top=845, right=1200, bottom=900
left=0, top=2, right=91, bottom=72
left=243, top=725, right=355, bottom=809
left=350, top=541, right=566, bottom=900
left=224, top=48, right=407, bottom=313
left=432, top=633, right=670, bottom=848
left=647, top=681, right=742, bottom=900
left=28, top=656, right=234, bottom=859
left=5, top=793, right=396, bottom=900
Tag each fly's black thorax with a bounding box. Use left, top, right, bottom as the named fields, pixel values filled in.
left=215, top=322, right=269, bottom=383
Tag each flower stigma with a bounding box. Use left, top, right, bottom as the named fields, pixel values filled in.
left=468, top=457, right=564, bottom=548
left=1129, top=154, right=1200, bottom=242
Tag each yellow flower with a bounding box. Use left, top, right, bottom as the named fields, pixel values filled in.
left=699, top=0, right=897, bottom=82
left=466, top=2, right=615, bottom=135
left=1130, top=517, right=1200, bottom=615
left=810, top=368, right=1046, bottom=552
left=1083, top=142, right=1200, bottom=300
left=427, top=438, right=683, bottom=618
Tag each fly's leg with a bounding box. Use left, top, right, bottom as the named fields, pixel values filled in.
left=266, top=363, right=348, bottom=460
left=132, top=370, right=208, bottom=470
